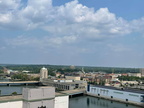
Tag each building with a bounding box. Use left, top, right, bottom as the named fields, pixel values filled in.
left=141, top=68, right=144, bottom=77
left=56, top=72, right=61, bottom=78
left=87, top=85, right=144, bottom=107
left=27, top=74, right=40, bottom=78
left=70, top=65, right=75, bottom=69
left=40, top=67, right=48, bottom=80
left=128, top=73, right=142, bottom=77
left=23, top=87, right=55, bottom=108
left=65, top=76, right=81, bottom=80
left=41, top=79, right=87, bottom=90
left=0, top=86, right=69, bottom=108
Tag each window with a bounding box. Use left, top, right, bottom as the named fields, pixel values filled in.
left=87, top=85, right=90, bottom=92
left=129, top=94, right=139, bottom=97
left=113, top=91, right=123, bottom=94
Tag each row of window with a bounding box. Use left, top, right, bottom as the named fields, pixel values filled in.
left=91, top=88, right=109, bottom=94
left=54, top=84, right=70, bottom=90
left=113, top=91, right=123, bottom=94
left=90, top=87, right=141, bottom=99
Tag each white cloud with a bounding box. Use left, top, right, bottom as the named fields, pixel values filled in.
left=130, top=17, right=144, bottom=32
left=0, top=13, right=12, bottom=23
left=0, top=0, right=20, bottom=12
left=5, top=35, right=77, bottom=49
left=0, top=0, right=144, bottom=44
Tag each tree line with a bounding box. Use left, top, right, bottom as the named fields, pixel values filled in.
left=1, top=64, right=141, bottom=74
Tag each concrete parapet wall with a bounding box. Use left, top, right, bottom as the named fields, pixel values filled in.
left=0, top=101, right=22, bottom=108
left=23, top=87, right=55, bottom=100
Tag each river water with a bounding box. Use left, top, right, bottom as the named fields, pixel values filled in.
left=0, top=86, right=35, bottom=95
left=69, top=95, right=142, bottom=108
left=0, top=86, right=143, bottom=108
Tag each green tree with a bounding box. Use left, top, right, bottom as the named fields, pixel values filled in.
left=11, top=92, right=17, bottom=95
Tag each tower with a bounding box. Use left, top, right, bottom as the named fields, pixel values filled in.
left=82, top=67, right=85, bottom=74
left=141, top=68, right=144, bottom=77
left=40, top=67, right=48, bottom=79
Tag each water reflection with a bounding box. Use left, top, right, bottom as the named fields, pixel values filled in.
left=87, top=98, right=89, bottom=107
left=69, top=96, right=142, bottom=108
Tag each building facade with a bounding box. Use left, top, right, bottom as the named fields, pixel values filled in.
left=41, top=79, right=87, bottom=91
left=87, top=85, right=144, bottom=107
left=0, top=87, right=69, bottom=108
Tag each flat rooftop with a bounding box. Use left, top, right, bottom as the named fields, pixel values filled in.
left=91, top=85, right=144, bottom=94
left=0, top=95, right=22, bottom=102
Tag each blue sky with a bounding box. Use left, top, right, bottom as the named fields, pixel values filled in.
left=0, top=0, right=144, bottom=68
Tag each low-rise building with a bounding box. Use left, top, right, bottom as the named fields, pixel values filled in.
left=87, top=85, right=144, bottom=107
left=128, top=73, right=142, bottom=77
left=0, top=86, right=69, bottom=108
left=41, top=79, right=87, bottom=90
left=65, top=76, right=81, bottom=80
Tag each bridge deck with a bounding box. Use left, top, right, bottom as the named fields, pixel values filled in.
left=0, top=81, right=39, bottom=85
left=0, top=81, right=39, bottom=84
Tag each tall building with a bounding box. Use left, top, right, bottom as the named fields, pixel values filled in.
left=141, top=68, right=144, bottom=77
left=40, top=67, right=48, bottom=79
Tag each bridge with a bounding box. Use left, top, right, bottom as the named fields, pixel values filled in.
left=59, top=89, right=86, bottom=97
left=0, top=81, right=40, bottom=86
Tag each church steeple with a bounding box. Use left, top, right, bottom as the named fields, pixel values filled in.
left=82, top=67, right=85, bottom=74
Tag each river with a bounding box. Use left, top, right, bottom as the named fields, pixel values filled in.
left=0, top=86, right=35, bottom=95
left=69, top=95, right=142, bottom=108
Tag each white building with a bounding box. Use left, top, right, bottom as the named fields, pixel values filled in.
left=40, top=67, right=48, bottom=80
left=0, top=86, right=69, bottom=108
left=65, top=76, right=81, bottom=80
left=128, top=73, right=142, bottom=77
left=87, top=85, right=144, bottom=107
left=141, top=68, right=144, bottom=77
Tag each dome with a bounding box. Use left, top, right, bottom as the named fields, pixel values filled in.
left=42, top=67, right=46, bottom=69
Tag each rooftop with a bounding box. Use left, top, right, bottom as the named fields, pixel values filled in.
left=0, top=95, right=22, bottom=102
left=0, top=92, right=67, bottom=102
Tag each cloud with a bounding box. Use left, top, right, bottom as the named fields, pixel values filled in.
left=0, top=46, right=6, bottom=50
left=0, top=0, right=144, bottom=44
left=0, top=0, right=20, bottom=12
left=5, top=35, right=77, bottom=49
left=107, top=44, right=131, bottom=52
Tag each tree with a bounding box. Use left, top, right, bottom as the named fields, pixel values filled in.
left=11, top=92, right=17, bottom=95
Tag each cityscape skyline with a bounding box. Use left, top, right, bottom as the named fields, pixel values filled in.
left=0, top=0, right=144, bottom=68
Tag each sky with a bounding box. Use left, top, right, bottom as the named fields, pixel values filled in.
left=0, top=0, right=144, bottom=68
